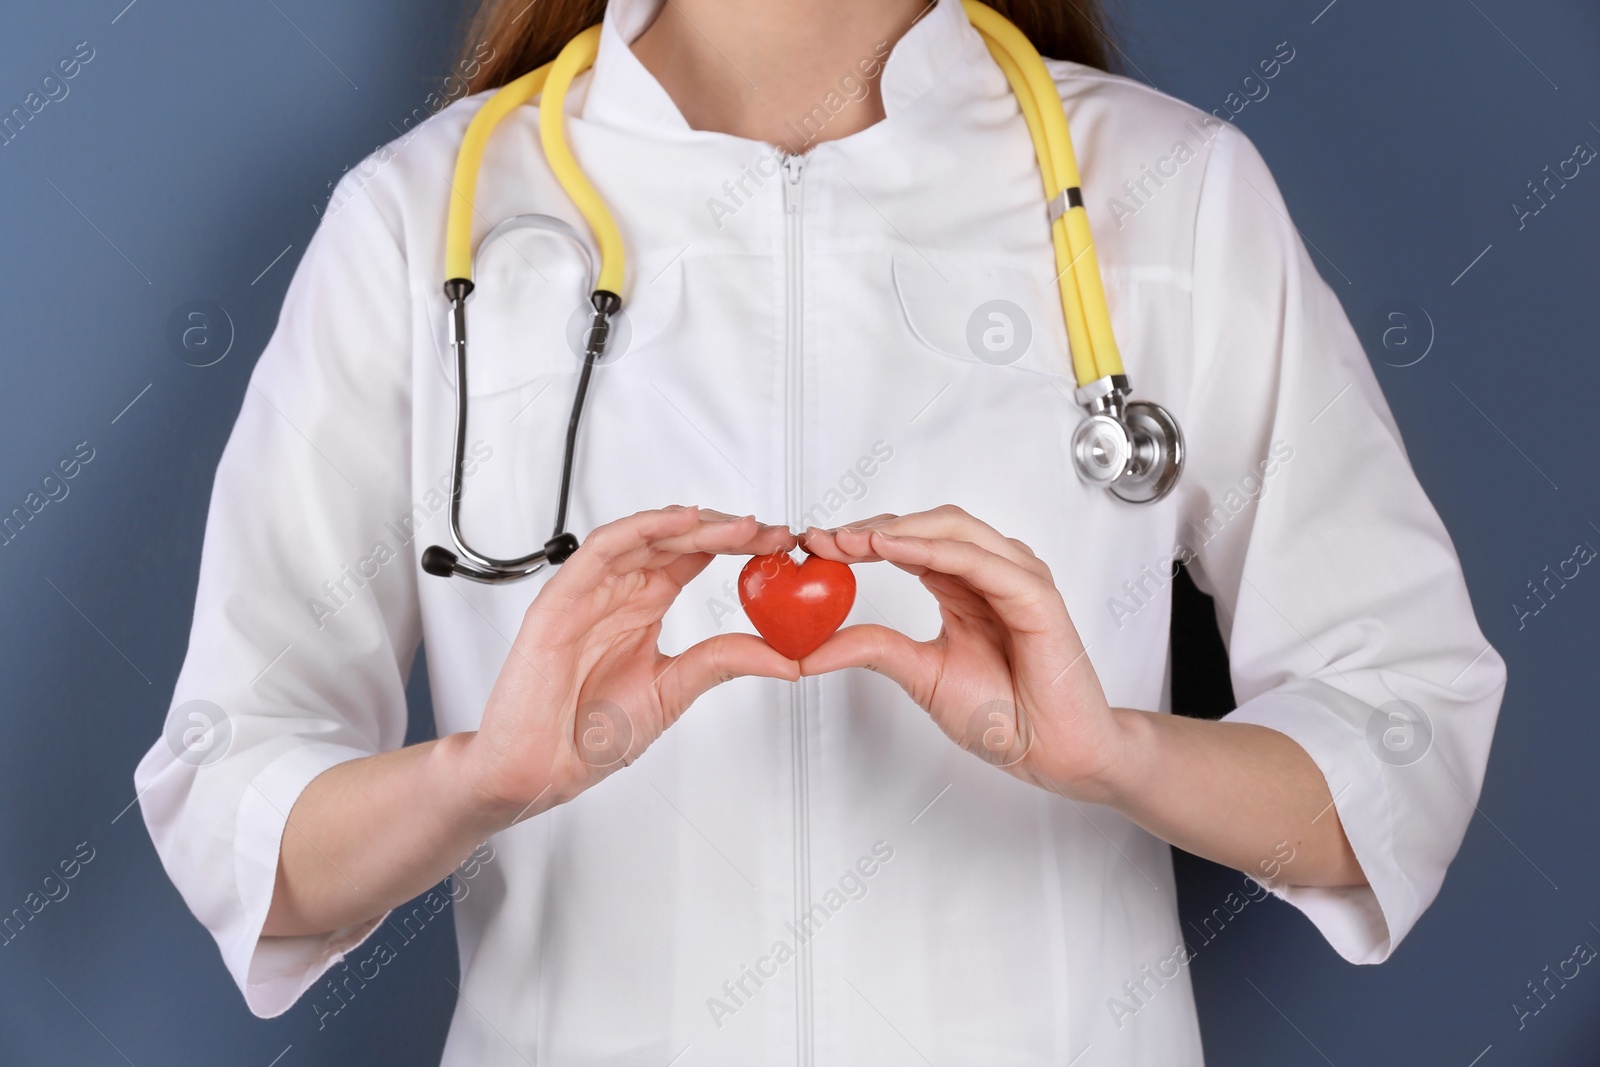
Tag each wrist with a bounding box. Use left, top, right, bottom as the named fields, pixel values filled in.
left=428, top=731, right=546, bottom=837
left=1062, top=705, right=1154, bottom=808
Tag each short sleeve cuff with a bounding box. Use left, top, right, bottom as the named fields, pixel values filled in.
left=1222, top=683, right=1422, bottom=964
left=231, top=741, right=390, bottom=1018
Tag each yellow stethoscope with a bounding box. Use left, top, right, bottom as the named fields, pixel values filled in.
left=422, top=0, right=1185, bottom=584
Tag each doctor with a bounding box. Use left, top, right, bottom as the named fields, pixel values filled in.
left=136, top=0, right=1505, bottom=1063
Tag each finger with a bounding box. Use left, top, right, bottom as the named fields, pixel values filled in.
left=841, top=505, right=1051, bottom=579
left=811, top=525, right=891, bottom=563
left=546, top=505, right=703, bottom=601
left=798, top=623, right=941, bottom=702
left=533, top=512, right=794, bottom=642
left=799, top=526, right=874, bottom=563
left=654, top=519, right=794, bottom=589
left=604, top=516, right=794, bottom=578
left=799, top=513, right=898, bottom=561
left=695, top=507, right=764, bottom=522
left=657, top=633, right=801, bottom=715
left=560, top=511, right=793, bottom=592
left=647, top=515, right=797, bottom=561
left=822, top=512, right=898, bottom=533
left=869, top=531, right=1060, bottom=634
left=658, top=547, right=719, bottom=590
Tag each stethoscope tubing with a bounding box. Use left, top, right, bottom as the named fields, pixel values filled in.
left=424, top=2, right=1185, bottom=583
left=424, top=216, right=611, bottom=582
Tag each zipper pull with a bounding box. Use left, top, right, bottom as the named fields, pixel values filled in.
left=783, top=154, right=805, bottom=216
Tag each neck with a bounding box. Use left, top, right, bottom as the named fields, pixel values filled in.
left=629, top=0, right=929, bottom=154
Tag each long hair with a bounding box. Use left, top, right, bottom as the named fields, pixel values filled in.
left=453, top=0, right=1114, bottom=95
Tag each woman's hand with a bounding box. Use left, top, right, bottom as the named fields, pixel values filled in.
left=798, top=504, right=1366, bottom=888
left=464, top=505, right=799, bottom=824
left=266, top=505, right=798, bottom=939
left=799, top=504, right=1131, bottom=804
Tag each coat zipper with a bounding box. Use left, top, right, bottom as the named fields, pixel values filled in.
left=782, top=150, right=813, bottom=1067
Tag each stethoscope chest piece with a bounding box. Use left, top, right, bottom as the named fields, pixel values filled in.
left=1070, top=375, right=1184, bottom=504
left=1109, top=399, right=1184, bottom=503
left=1071, top=413, right=1133, bottom=487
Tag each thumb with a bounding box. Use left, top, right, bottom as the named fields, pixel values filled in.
left=657, top=633, right=800, bottom=716
left=798, top=624, right=940, bottom=704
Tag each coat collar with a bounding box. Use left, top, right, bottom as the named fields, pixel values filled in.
left=580, top=0, right=996, bottom=141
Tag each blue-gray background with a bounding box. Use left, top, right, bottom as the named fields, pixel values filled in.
left=1, top=0, right=1595, bottom=1063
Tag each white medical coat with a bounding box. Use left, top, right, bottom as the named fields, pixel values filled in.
left=134, top=0, right=1506, bottom=1062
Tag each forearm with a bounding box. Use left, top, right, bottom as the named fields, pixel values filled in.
left=1097, top=708, right=1367, bottom=888
left=262, top=732, right=523, bottom=938
left=253, top=510, right=801, bottom=939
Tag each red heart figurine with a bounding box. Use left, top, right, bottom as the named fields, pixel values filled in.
left=738, top=551, right=856, bottom=660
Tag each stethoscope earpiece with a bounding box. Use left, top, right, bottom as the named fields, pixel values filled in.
left=420, top=545, right=461, bottom=578
left=544, top=532, right=580, bottom=564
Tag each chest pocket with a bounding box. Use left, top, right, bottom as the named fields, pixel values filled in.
left=429, top=217, right=684, bottom=396
left=890, top=251, right=1073, bottom=379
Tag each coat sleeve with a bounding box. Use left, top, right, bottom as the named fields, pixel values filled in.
left=1176, top=121, right=1506, bottom=963
left=132, top=173, right=420, bottom=1016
